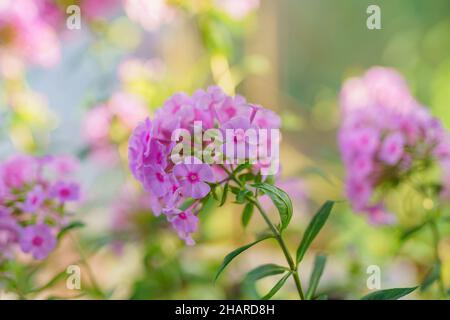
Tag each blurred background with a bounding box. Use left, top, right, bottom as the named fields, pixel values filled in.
left=1, top=0, right=450, bottom=299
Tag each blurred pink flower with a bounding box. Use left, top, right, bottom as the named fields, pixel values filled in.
left=379, top=132, right=405, bottom=165
left=83, top=0, right=120, bottom=20
left=339, top=67, right=450, bottom=223
left=0, top=0, right=60, bottom=68
left=0, top=214, right=21, bottom=261
left=83, top=92, right=147, bottom=165
left=49, top=181, right=80, bottom=203
left=22, top=185, right=46, bottom=213
left=83, top=104, right=112, bottom=147
left=124, top=0, right=175, bottom=32
left=215, top=0, right=260, bottom=19
left=1, top=154, right=37, bottom=189
left=20, top=224, right=56, bottom=260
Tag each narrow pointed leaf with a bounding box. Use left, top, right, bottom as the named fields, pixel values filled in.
left=245, top=264, right=287, bottom=282
left=214, top=236, right=273, bottom=282
left=243, top=264, right=287, bottom=299
left=296, top=201, right=334, bottom=263
left=306, top=254, right=327, bottom=300
left=241, top=202, right=254, bottom=228
left=219, top=183, right=229, bottom=207
left=361, top=286, right=418, bottom=300
left=57, top=221, right=85, bottom=240
left=401, top=221, right=429, bottom=241
left=252, top=183, right=293, bottom=231
left=420, top=262, right=441, bottom=292
left=262, top=272, right=292, bottom=300
left=28, top=270, right=68, bottom=293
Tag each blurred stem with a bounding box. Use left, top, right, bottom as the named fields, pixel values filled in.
left=429, top=220, right=446, bottom=298
left=220, top=164, right=305, bottom=299
left=69, top=234, right=106, bottom=299
left=251, top=199, right=305, bottom=300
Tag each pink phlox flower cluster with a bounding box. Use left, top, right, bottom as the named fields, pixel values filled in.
left=128, top=86, right=281, bottom=244
left=339, top=67, right=450, bottom=224
left=0, top=154, right=81, bottom=261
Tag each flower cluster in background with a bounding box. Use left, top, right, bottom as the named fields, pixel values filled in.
left=338, top=67, right=450, bottom=224
left=83, top=91, right=147, bottom=165
left=0, top=0, right=60, bottom=74
left=128, top=86, right=280, bottom=245
left=0, top=154, right=81, bottom=261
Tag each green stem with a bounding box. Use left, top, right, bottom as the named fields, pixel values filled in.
left=220, top=164, right=305, bottom=299
left=69, top=234, right=106, bottom=299
left=251, top=198, right=305, bottom=300
left=429, top=220, right=446, bottom=298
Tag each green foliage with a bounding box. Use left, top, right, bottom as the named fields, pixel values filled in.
left=262, top=272, right=292, bottom=300
left=296, top=201, right=334, bottom=263
left=57, top=221, right=85, bottom=240
left=306, top=254, right=327, bottom=300
left=420, top=262, right=441, bottom=292
left=252, top=183, right=293, bottom=231
left=219, top=183, right=229, bottom=207
left=214, top=236, right=273, bottom=282
left=241, top=202, right=254, bottom=228
left=242, top=264, right=287, bottom=299
left=361, top=287, right=418, bottom=300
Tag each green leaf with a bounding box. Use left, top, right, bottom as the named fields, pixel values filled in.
left=243, top=264, right=287, bottom=299
left=262, top=272, right=291, bottom=300
left=401, top=221, right=429, bottom=241
left=229, top=185, right=241, bottom=195
left=241, top=202, right=254, bottom=228
left=212, top=185, right=221, bottom=201
left=236, top=189, right=252, bottom=204
left=296, top=201, right=334, bottom=263
left=252, top=183, right=293, bottom=231
left=305, top=254, right=327, bottom=300
left=214, top=236, right=273, bottom=282
left=420, top=262, right=441, bottom=292
left=219, top=183, right=229, bottom=207
left=245, top=264, right=287, bottom=282
left=361, top=286, right=418, bottom=300
left=57, top=221, right=85, bottom=240
left=315, top=294, right=328, bottom=300
left=28, top=269, right=68, bottom=293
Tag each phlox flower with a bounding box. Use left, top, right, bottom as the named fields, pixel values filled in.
left=165, top=208, right=199, bottom=246
left=173, top=157, right=215, bottom=199
left=19, top=224, right=56, bottom=260
left=142, top=165, right=172, bottom=198
left=49, top=181, right=80, bottom=203
left=22, top=185, right=46, bottom=213
left=379, top=132, right=405, bottom=165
